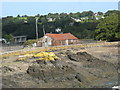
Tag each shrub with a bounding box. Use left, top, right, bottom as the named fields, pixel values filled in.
left=23, top=39, right=37, bottom=46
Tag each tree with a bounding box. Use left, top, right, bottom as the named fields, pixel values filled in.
left=35, top=14, right=40, bottom=17
left=2, top=10, right=103, bottom=40
left=98, top=12, right=103, bottom=15
left=95, top=13, right=120, bottom=41
left=4, top=34, right=14, bottom=42
left=105, top=10, right=119, bottom=16
left=6, top=16, right=13, bottom=18
left=22, top=15, right=28, bottom=17
left=17, top=15, right=20, bottom=17
left=81, top=11, right=94, bottom=17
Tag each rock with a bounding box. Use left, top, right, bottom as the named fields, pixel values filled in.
left=67, top=54, right=79, bottom=61
left=75, top=73, right=82, bottom=82
left=27, top=60, right=76, bottom=83
left=2, top=66, right=15, bottom=73
left=50, top=59, right=66, bottom=68
left=66, top=74, right=75, bottom=80
left=65, top=49, right=74, bottom=55
left=75, top=73, right=87, bottom=83
left=67, top=52, right=97, bottom=62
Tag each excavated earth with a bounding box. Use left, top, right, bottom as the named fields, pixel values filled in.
left=1, top=46, right=119, bottom=88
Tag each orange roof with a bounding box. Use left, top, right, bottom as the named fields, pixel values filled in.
left=46, top=33, right=78, bottom=40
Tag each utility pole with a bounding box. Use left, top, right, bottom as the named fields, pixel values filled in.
left=43, top=25, right=45, bottom=36
left=35, top=17, right=39, bottom=40
left=43, top=25, right=46, bottom=47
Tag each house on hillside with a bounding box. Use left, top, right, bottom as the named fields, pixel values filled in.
left=14, top=35, right=27, bottom=44
left=39, top=33, right=79, bottom=47
left=47, top=18, right=56, bottom=22
left=71, top=17, right=81, bottom=22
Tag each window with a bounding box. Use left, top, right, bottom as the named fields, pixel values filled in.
left=71, top=40, right=73, bottom=42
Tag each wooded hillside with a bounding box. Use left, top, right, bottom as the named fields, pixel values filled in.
left=2, top=10, right=120, bottom=42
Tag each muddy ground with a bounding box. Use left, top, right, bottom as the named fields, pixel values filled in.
left=1, top=45, right=119, bottom=88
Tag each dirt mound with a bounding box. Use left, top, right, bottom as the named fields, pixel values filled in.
left=27, top=60, right=79, bottom=83
left=26, top=51, right=117, bottom=88
left=27, top=59, right=85, bottom=87
left=67, top=51, right=116, bottom=71
left=67, top=52, right=95, bottom=62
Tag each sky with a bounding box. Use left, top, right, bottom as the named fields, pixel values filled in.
left=1, top=1, right=119, bottom=17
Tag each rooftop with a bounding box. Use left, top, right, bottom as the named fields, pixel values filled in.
left=46, top=33, right=78, bottom=40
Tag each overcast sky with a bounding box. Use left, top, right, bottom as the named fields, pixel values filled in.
left=1, top=0, right=119, bottom=17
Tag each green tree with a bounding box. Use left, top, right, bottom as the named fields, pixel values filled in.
left=17, top=15, right=20, bottom=17
left=98, top=12, right=103, bottom=15
left=95, top=13, right=120, bottom=41
left=105, top=10, right=119, bottom=16
left=4, top=34, right=14, bottom=42
left=81, top=11, right=94, bottom=17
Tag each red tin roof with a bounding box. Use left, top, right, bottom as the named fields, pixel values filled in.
left=46, top=33, right=78, bottom=40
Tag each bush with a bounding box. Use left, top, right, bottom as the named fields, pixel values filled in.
left=23, top=39, right=37, bottom=46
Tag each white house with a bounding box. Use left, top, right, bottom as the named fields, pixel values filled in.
left=39, top=33, right=79, bottom=47
left=71, top=17, right=82, bottom=22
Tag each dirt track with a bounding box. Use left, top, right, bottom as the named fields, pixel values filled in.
left=1, top=45, right=119, bottom=88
